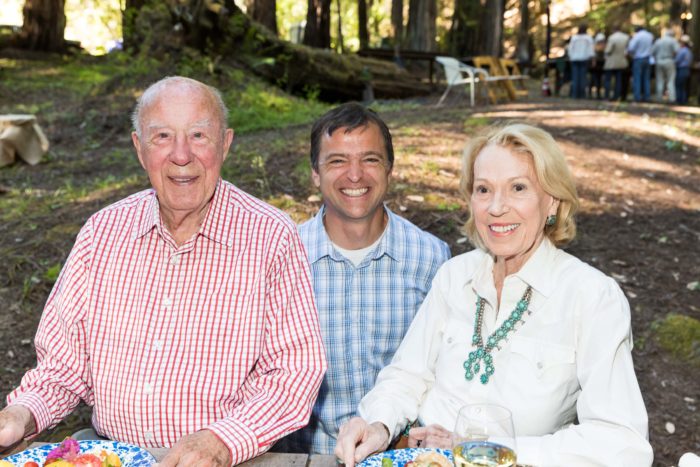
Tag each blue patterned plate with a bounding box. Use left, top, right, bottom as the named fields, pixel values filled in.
left=358, top=448, right=453, bottom=467
left=2, top=440, right=156, bottom=466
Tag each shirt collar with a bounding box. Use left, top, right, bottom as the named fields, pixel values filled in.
left=306, top=204, right=399, bottom=264
left=132, top=179, right=231, bottom=247
left=471, top=238, right=557, bottom=301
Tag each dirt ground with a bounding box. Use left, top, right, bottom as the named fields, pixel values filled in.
left=1, top=71, right=699, bottom=466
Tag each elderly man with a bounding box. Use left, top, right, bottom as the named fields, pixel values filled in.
left=0, top=76, right=326, bottom=466
left=276, top=103, right=450, bottom=454
left=651, top=30, right=680, bottom=102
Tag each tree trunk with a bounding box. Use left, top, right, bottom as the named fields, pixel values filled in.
left=514, top=0, right=530, bottom=66
left=335, top=0, right=344, bottom=52
left=482, top=0, right=504, bottom=57
left=391, top=0, right=403, bottom=58
left=358, top=0, right=369, bottom=50
left=246, top=0, right=278, bottom=35
left=448, top=0, right=481, bottom=57
left=406, top=0, right=436, bottom=51
left=448, top=0, right=504, bottom=57
left=304, top=0, right=332, bottom=48
left=690, top=0, right=700, bottom=64
left=19, top=0, right=66, bottom=52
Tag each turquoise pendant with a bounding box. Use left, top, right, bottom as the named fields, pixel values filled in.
left=463, top=287, right=532, bottom=384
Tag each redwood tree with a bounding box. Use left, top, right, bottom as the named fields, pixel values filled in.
left=304, top=0, right=332, bottom=48
left=448, top=0, right=504, bottom=57
left=19, top=0, right=66, bottom=52
left=358, top=0, right=369, bottom=50
left=246, top=0, right=278, bottom=35
left=406, top=0, right=436, bottom=51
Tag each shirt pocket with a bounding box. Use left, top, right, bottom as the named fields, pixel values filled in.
left=508, top=336, right=576, bottom=380
left=434, top=320, right=472, bottom=387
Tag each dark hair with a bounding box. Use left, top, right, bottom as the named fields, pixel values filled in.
left=578, top=24, right=588, bottom=34
left=309, top=102, right=394, bottom=171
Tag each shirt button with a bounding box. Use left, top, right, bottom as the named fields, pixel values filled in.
left=163, top=297, right=172, bottom=308
left=144, top=431, right=154, bottom=441
left=153, top=341, right=163, bottom=350
left=447, top=337, right=453, bottom=344
left=537, top=362, right=544, bottom=370
left=170, top=255, right=180, bottom=265
left=144, top=382, right=153, bottom=395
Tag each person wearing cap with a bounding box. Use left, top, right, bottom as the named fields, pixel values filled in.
left=675, top=35, right=694, bottom=104
left=567, top=24, right=595, bottom=99
left=628, top=25, right=654, bottom=102
left=651, top=29, right=680, bottom=102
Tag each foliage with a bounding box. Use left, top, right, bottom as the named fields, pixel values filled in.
left=653, top=313, right=700, bottom=365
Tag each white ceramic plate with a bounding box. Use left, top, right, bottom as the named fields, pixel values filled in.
left=2, top=440, right=156, bottom=466
left=358, top=448, right=453, bottom=467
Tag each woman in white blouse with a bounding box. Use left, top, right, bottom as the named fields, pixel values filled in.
left=335, top=124, right=652, bottom=467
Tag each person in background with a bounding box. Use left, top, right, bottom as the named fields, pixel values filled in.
left=335, top=123, right=652, bottom=467
left=567, top=24, right=594, bottom=99
left=651, top=29, right=680, bottom=102
left=628, top=25, right=654, bottom=102
left=589, top=32, right=606, bottom=99
left=675, top=35, right=694, bottom=105
left=0, top=76, right=327, bottom=466
left=604, top=26, right=631, bottom=100
left=276, top=103, right=451, bottom=454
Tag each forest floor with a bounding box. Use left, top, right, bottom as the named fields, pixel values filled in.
left=0, top=53, right=699, bottom=466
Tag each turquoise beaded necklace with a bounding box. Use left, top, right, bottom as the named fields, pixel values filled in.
left=463, top=286, right=533, bottom=384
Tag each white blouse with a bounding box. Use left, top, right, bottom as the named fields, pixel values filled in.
left=359, top=239, right=652, bottom=467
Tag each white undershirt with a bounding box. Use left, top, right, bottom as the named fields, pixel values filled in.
left=331, top=229, right=386, bottom=266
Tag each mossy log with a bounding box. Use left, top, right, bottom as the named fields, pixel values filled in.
left=125, top=1, right=431, bottom=101
left=235, top=42, right=432, bottom=101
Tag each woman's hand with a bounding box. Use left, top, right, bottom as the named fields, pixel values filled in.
left=335, top=417, right=390, bottom=467
left=407, top=424, right=452, bottom=449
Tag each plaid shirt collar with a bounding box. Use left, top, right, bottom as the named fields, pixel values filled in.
left=133, top=179, right=233, bottom=247
left=305, top=204, right=401, bottom=265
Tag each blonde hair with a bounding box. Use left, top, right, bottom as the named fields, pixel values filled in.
left=460, top=123, right=579, bottom=250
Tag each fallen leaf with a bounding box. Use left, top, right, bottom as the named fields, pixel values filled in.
left=687, top=281, right=700, bottom=291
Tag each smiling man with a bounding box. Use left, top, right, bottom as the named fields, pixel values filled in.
left=0, top=76, right=326, bottom=466
left=276, top=103, right=450, bottom=454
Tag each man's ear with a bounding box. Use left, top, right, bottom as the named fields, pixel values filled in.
left=311, top=167, right=321, bottom=188
left=132, top=132, right=146, bottom=170
left=222, top=129, right=234, bottom=161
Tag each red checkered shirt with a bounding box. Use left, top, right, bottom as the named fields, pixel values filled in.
left=8, top=180, right=327, bottom=465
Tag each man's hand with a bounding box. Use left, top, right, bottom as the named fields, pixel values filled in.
left=155, top=430, right=231, bottom=467
left=407, top=424, right=452, bottom=449
left=334, top=417, right=390, bottom=467
left=0, top=405, right=35, bottom=454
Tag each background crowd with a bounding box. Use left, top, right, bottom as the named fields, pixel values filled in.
left=559, top=23, right=695, bottom=105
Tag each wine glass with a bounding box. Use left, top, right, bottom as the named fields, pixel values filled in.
left=452, top=403, right=517, bottom=467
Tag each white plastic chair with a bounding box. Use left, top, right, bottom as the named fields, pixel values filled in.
left=435, top=56, right=489, bottom=107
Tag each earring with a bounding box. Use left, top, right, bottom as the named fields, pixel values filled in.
left=546, top=215, right=557, bottom=226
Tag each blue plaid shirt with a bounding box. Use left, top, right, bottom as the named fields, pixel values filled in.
left=278, top=206, right=450, bottom=454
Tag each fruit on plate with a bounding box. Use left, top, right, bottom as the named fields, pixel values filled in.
left=43, top=438, right=122, bottom=467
